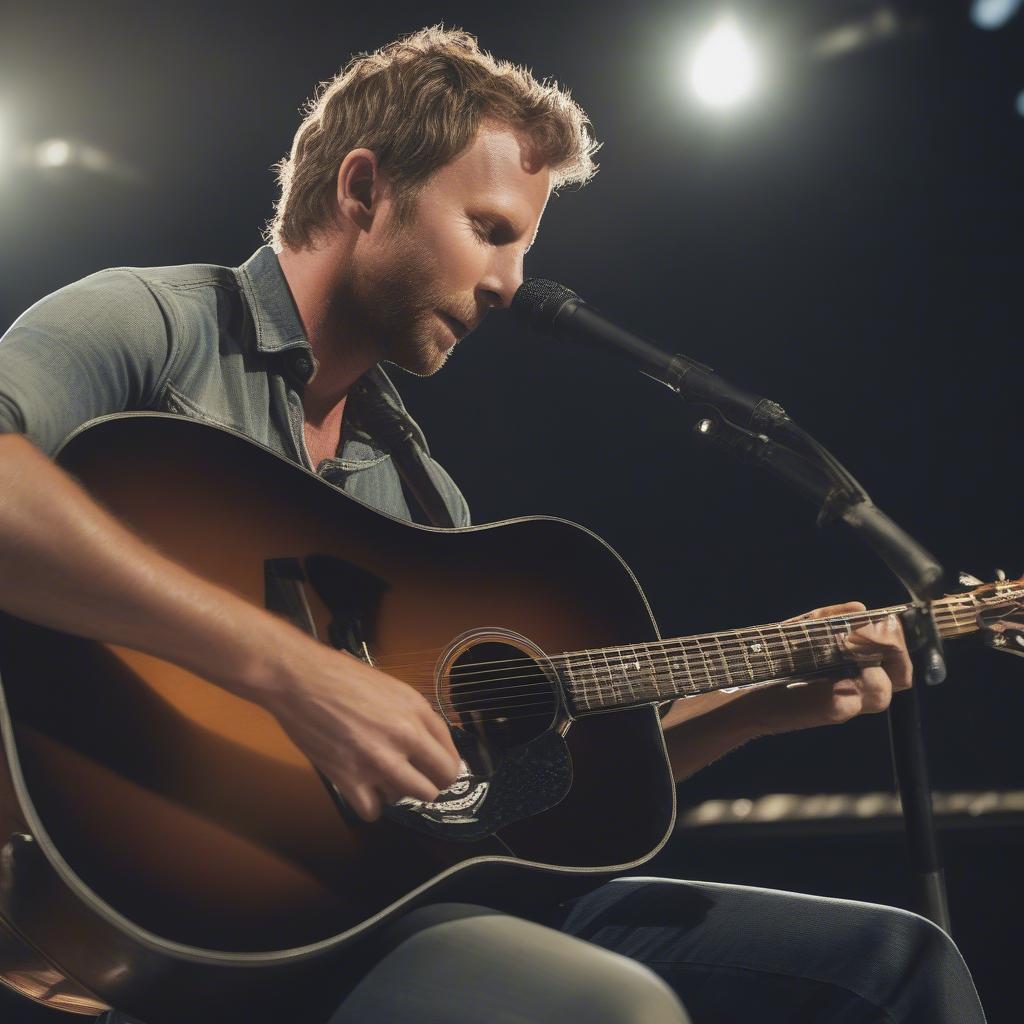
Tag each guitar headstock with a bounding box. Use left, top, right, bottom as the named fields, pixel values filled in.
left=957, top=570, right=1024, bottom=657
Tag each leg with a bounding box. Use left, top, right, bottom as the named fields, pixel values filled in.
left=96, top=904, right=689, bottom=1024
left=327, top=903, right=690, bottom=1024
left=559, top=877, right=986, bottom=1024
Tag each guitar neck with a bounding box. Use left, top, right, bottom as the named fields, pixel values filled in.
left=558, top=580, right=1024, bottom=715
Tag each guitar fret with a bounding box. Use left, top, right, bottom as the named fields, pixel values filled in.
left=774, top=624, right=796, bottom=675
left=673, top=639, right=699, bottom=695
left=946, top=598, right=969, bottom=635
left=797, top=620, right=819, bottom=670
left=572, top=651, right=600, bottom=711
left=692, top=637, right=715, bottom=691
left=643, top=645, right=663, bottom=700
left=736, top=630, right=758, bottom=682
left=618, top=646, right=639, bottom=703
left=711, top=633, right=737, bottom=689
left=598, top=647, right=616, bottom=705
left=751, top=626, right=777, bottom=677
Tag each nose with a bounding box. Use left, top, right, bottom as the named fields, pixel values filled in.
left=476, top=249, right=525, bottom=311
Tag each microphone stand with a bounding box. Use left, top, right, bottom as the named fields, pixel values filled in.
left=685, top=408, right=953, bottom=934
left=510, top=279, right=951, bottom=930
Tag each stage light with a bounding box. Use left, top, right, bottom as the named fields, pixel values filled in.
left=971, top=0, right=1022, bottom=30
left=689, top=15, right=759, bottom=109
left=38, top=139, right=72, bottom=168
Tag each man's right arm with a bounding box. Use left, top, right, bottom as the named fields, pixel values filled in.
left=0, top=275, right=460, bottom=821
left=0, top=434, right=459, bottom=822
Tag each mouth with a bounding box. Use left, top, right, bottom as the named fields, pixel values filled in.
left=438, top=311, right=469, bottom=341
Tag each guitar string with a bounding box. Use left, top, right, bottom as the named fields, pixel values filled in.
left=368, top=595, right=1003, bottom=677
left=395, top=600, right=999, bottom=718
left=382, top=624, right=971, bottom=703
left=375, top=608, right=974, bottom=690
left=423, top=667, right=838, bottom=722
left=364, top=585, right=1019, bottom=671
left=422, top=651, right=891, bottom=717
left=332, top=592, right=1016, bottom=724
left=318, top=592, right=1007, bottom=719
left=396, top=609, right=975, bottom=712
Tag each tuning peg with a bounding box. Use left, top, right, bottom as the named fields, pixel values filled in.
left=996, top=569, right=1007, bottom=582
left=958, top=571, right=984, bottom=587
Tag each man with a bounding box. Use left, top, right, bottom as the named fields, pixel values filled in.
left=0, top=25, right=985, bottom=1024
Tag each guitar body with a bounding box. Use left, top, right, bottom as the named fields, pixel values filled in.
left=0, top=414, right=675, bottom=1022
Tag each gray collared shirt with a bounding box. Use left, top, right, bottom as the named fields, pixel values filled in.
left=0, top=246, right=470, bottom=527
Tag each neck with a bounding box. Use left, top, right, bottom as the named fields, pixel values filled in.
left=277, top=238, right=381, bottom=425
left=554, top=580, right=1024, bottom=715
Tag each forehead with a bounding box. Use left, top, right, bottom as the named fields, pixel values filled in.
left=429, top=122, right=551, bottom=213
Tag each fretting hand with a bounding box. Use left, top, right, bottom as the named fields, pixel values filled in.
left=740, top=601, right=913, bottom=736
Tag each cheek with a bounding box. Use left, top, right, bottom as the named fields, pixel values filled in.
left=424, top=222, right=486, bottom=285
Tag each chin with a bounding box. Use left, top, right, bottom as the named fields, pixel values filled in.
left=385, top=347, right=451, bottom=379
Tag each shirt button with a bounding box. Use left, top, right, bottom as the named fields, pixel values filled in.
left=290, top=352, right=313, bottom=382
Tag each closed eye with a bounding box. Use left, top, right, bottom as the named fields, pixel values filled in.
left=472, top=214, right=532, bottom=255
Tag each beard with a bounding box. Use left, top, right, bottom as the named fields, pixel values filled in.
left=346, top=220, right=464, bottom=378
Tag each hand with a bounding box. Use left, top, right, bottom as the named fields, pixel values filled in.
left=261, top=635, right=462, bottom=822
left=742, top=601, right=913, bottom=736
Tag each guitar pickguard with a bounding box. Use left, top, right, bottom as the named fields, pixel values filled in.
left=383, top=728, right=573, bottom=842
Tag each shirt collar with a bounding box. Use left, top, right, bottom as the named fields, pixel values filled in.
left=235, top=245, right=429, bottom=455
left=235, top=245, right=310, bottom=354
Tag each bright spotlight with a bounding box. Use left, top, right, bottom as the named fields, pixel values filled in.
left=690, top=15, right=759, bottom=109
left=38, top=139, right=72, bottom=168
left=971, top=0, right=1022, bottom=30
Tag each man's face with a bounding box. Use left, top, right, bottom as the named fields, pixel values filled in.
left=350, top=122, right=552, bottom=376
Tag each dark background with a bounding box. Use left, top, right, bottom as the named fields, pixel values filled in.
left=1, top=0, right=1021, bottom=1020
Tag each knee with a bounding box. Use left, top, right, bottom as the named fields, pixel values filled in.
left=400, top=911, right=690, bottom=1024
left=854, top=902, right=975, bottom=1000
left=579, top=956, right=690, bottom=1024
left=462, top=914, right=690, bottom=1024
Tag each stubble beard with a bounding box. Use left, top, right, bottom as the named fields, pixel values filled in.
left=355, top=220, right=457, bottom=379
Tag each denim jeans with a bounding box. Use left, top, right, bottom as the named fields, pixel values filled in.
left=98, top=875, right=986, bottom=1024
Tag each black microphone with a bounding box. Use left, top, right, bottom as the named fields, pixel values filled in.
left=510, top=278, right=790, bottom=437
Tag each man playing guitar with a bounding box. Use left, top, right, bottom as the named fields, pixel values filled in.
left=0, top=25, right=985, bottom=1024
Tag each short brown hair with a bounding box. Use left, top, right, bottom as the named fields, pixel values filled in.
left=266, top=25, right=600, bottom=251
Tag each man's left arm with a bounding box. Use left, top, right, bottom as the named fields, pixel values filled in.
left=661, top=601, right=913, bottom=784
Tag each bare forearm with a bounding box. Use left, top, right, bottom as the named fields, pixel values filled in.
left=0, top=434, right=293, bottom=703
left=661, top=694, right=764, bottom=783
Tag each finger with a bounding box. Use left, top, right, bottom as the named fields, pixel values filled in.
left=409, top=732, right=463, bottom=791
left=344, top=783, right=381, bottom=822
left=852, top=664, right=894, bottom=713
left=381, top=759, right=446, bottom=805
left=419, top=702, right=462, bottom=768
left=876, top=618, right=913, bottom=690
left=784, top=601, right=866, bottom=623
left=845, top=616, right=909, bottom=664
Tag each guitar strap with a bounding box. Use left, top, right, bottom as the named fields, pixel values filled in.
left=353, top=377, right=457, bottom=529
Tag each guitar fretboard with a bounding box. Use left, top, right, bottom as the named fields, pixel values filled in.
left=554, top=581, right=1023, bottom=714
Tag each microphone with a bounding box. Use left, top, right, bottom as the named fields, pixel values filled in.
left=510, top=278, right=790, bottom=436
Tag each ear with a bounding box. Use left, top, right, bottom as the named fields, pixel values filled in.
left=335, top=148, right=384, bottom=232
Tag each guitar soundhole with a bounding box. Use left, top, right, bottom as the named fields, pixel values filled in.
left=445, top=641, right=559, bottom=749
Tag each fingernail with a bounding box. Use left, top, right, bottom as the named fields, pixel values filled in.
left=886, top=614, right=899, bottom=632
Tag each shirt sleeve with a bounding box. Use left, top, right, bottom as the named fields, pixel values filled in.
left=0, top=268, right=174, bottom=457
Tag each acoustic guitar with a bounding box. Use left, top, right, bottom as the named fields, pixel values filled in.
left=0, top=413, right=1016, bottom=1022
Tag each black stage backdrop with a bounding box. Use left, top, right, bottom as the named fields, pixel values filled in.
left=1, top=1, right=1021, bottom=1020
